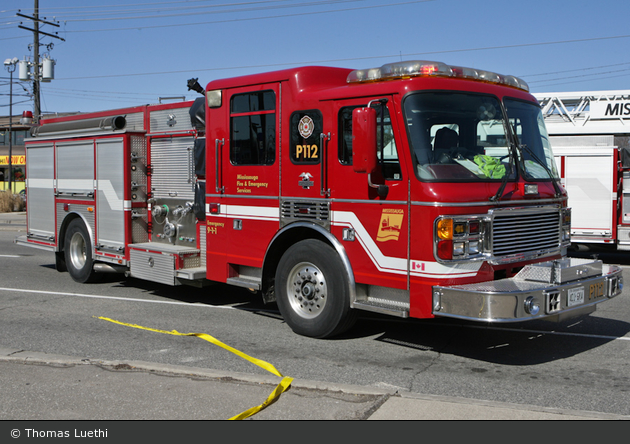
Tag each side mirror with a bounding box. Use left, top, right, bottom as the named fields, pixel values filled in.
left=352, top=107, right=377, bottom=174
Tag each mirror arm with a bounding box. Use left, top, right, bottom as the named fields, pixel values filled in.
left=368, top=174, right=388, bottom=197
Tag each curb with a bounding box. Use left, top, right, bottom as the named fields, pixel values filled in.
left=2, top=347, right=628, bottom=421
left=0, top=347, right=397, bottom=397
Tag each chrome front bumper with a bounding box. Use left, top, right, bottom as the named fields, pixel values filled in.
left=432, top=258, right=623, bottom=322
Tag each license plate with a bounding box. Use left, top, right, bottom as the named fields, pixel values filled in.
left=568, top=286, right=585, bottom=307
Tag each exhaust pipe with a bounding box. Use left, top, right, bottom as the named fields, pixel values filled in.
left=93, top=263, right=127, bottom=274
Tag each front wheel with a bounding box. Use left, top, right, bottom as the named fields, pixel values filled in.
left=275, top=240, right=357, bottom=338
left=64, top=218, right=100, bottom=283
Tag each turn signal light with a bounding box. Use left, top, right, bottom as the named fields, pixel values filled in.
left=435, top=215, right=485, bottom=262
left=437, top=218, right=453, bottom=240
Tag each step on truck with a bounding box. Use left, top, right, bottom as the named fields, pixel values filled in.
left=16, top=60, right=623, bottom=338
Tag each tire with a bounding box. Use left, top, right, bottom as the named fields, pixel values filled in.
left=64, top=218, right=99, bottom=283
left=275, top=239, right=357, bottom=338
left=55, top=251, right=67, bottom=272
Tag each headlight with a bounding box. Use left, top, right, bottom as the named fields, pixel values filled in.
left=434, top=216, right=486, bottom=261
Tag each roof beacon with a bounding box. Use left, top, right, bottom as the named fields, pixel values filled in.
left=347, top=60, right=529, bottom=92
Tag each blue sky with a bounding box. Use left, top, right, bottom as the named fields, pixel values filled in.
left=2, top=0, right=630, bottom=116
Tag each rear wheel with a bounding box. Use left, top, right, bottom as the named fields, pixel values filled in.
left=275, top=239, right=357, bottom=338
left=55, top=252, right=67, bottom=272
left=64, top=218, right=99, bottom=283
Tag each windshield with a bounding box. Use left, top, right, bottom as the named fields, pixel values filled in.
left=503, top=98, right=559, bottom=180
left=405, top=92, right=516, bottom=181
left=404, top=91, right=559, bottom=183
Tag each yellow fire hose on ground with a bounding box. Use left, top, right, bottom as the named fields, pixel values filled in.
left=96, top=316, right=293, bottom=420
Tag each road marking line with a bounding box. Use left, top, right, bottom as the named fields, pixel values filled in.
left=1, top=286, right=628, bottom=341
left=0, top=287, right=235, bottom=309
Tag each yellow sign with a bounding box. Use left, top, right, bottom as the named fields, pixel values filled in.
left=0, top=155, right=26, bottom=165
left=377, top=209, right=404, bottom=242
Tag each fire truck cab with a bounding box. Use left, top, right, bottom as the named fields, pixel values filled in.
left=17, top=61, right=623, bottom=338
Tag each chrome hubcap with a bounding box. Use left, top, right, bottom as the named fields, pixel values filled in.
left=69, top=232, right=87, bottom=270
left=287, top=262, right=327, bottom=319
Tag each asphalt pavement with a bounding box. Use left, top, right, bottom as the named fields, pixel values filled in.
left=1, top=211, right=628, bottom=421
left=1, top=347, right=625, bottom=421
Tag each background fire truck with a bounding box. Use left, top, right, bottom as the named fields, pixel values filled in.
left=16, top=61, right=622, bottom=338
left=534, top=90, right=630, bottom=249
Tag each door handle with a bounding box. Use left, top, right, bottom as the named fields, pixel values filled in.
left=320, top=132, right=330, bottom=197
left=215, top=138, right=224, bottom=194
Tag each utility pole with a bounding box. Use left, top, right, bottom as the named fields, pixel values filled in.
left=17, top=0, right=64, bottom=124
left=33, top=0, right=40, bottom=124
left=3, top=59, right=18, bottom=192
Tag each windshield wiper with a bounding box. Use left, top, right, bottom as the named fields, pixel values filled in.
left=489, top=149, right=513, bottom=202
left=518, top=143, right=563, bottom=198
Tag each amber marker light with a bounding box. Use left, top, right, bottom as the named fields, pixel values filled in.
left=437, top=218, right=453, bottom=240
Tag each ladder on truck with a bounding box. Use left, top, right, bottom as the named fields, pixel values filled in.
left=533, top=90, right=630, bottom=247
left=534, top=90, right=630, bottom=134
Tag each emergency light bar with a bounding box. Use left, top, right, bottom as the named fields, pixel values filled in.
left=347, top=60, right=529, bottom=92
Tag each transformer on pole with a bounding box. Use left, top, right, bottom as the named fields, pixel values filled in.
left=16, top=1, right=64, bottom=123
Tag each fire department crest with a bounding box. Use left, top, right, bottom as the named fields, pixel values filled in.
left=298, top=115, right=315, bottom=138
left=298, top=172, right=314, bottom=189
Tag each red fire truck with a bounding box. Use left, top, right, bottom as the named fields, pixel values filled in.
left=16, top=61, right=623, bottom=338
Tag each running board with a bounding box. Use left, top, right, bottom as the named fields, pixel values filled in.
left=226, top=276, right=261, bottom=291
left=352, top=285, right=410, bottom=318
left=351, top=299, right=410, bottom=318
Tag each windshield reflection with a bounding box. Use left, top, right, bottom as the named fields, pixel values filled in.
left=404, top=92, right=557, bottom=182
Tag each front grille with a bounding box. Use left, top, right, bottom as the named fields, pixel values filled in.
left=492, top=208, right=561, bottom=257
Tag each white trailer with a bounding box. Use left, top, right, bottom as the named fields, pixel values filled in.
left=534, top=90, right=630, bottom=248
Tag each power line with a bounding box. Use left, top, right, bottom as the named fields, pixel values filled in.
left=49, top=0, right=434, bottom=32
left=51, top=33, right=630, bottom=82
left=23, top=0, right=262, bottom=13
left=39, top=0, right=329, bottom=19
left=528, top=67, right=630, bottom=84
left=521, top=61, right=630, bottom=78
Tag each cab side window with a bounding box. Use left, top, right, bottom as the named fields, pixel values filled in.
left=338, top=104, right=401, bottom=180
left=230, top=90, right=276, bottom=165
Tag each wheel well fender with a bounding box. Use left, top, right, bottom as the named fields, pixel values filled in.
left=261, top=222, right=356, bottom=303
left=57, top=213, right=94, bottom=254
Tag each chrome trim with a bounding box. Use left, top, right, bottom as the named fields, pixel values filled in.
left=433, top=205, right=565, bottom=266
left=59, top=211, right=95, bottom=251
left=332, top=198, right=408, bottom=205
left=265, top=222, right=356, bottom=306
left=280, top=199, right=330, bottom=229
left=320, top=132, right=330, bottom=197
left=433, top=262, right=622, bottom=322
left=215, top=138, right=224, bottom=194
left=14, top=235, right=56, bottom=252
left=412, top=197, right=567, bottom=207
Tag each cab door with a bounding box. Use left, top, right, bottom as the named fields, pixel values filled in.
left=328, top=97, right=409, bottom=290
left=206, top=84, right=280, bottom=283
left=280, top=108, right=326, bottom=206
